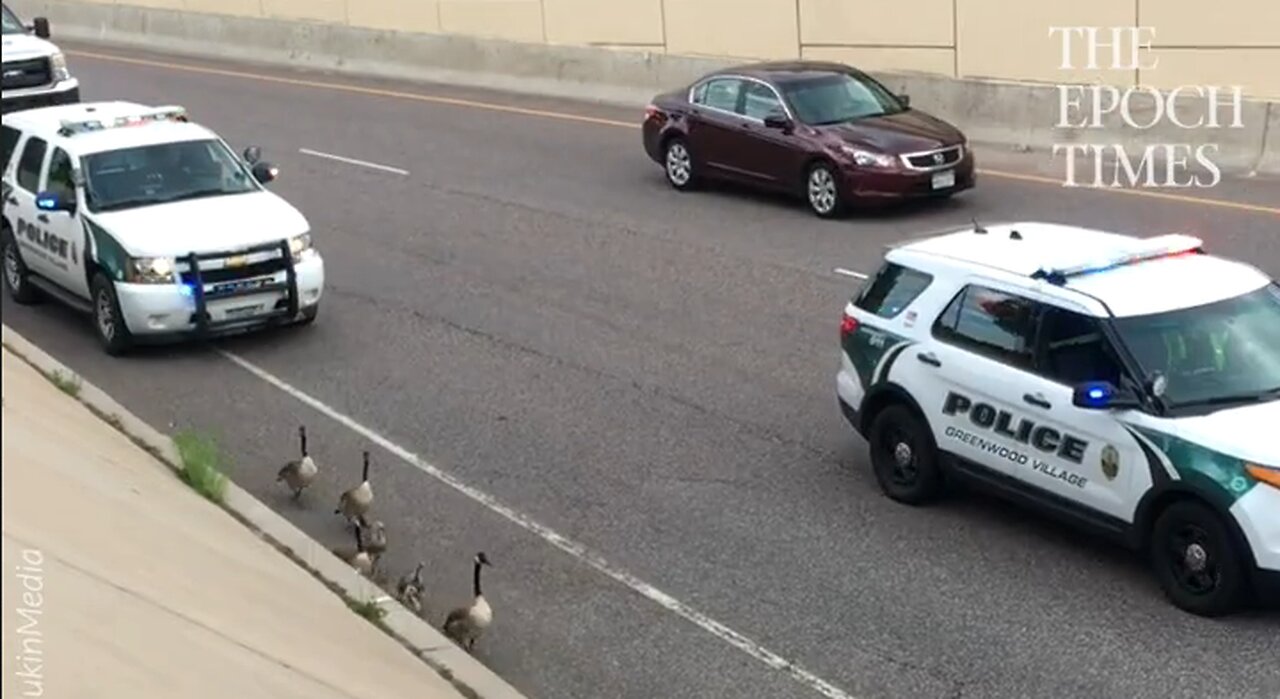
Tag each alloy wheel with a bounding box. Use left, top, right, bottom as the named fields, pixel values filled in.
left=808, top=167, right=837, bottom=214
left=666, top=142, right=692, bottom=186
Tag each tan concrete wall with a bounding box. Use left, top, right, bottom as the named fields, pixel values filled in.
left=65, top=0, right=1280, bottom=98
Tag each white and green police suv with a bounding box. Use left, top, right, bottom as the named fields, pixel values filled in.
left=2, top=101, right=324, bottom=355
left=836, top=222, right=1279, bottom=616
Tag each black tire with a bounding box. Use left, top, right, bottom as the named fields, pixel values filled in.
left=805, top=161, right=846, bottom=218
left=868, top=404, right=943, bottom=504
left=1150, top=500, right=1249, bottom=617
left=662, top=137, right=698, bottom=191
left=2, top=226, right=42, bottom=305
left=298, top=304, right=319, bottom=326
left=90, top=272, right=134, bottom=356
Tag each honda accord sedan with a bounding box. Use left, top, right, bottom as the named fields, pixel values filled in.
left=642, top=61, right=975, bottom=218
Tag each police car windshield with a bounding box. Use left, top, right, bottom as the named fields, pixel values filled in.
left=1112, top=284, right=1280, bottom=408
left=1, top=5, right=25, bottom=34
left=82, top=139, right=259, bottom=213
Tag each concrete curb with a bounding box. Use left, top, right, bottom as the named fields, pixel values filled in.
left=0, top=324, right=527, bottom=699
left=11, top=0, right=1279, bottom=177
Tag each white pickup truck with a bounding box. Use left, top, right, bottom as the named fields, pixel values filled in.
left=1, top=2, right=80, bottom=114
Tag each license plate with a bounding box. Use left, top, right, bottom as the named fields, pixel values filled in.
left=225, top=304, right=263, bottom=319
left=211, top=278, right=268, bottom=295
left=931, top=169, right=956, bottom=190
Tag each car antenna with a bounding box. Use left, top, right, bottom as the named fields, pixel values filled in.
left=972, top=217, right=988, bottom=234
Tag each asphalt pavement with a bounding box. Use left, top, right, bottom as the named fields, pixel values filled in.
left=4, top=43, right=1279, bottom=699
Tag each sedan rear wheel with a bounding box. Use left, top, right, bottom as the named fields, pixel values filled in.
left=664, top=138, right=698, bottom=191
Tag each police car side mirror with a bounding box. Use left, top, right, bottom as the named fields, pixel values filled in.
left=1072, top=381, right=1140, bottom=410
left=251, top=161, right=278, bottom=184
left=32, top=17, right=51, bottom=39
left=35, top=191, right=74, bottom=216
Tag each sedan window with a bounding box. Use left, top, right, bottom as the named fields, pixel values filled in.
left=697, top=78, right=743, bottom=113
left=742, top=82, right=784, bottom=120
left=780, top=72, right=905, bottom=125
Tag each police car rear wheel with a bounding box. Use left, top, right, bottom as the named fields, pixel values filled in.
left=91, top=273, right=134, bottom=356
left=1151, top=500, right=1247, bottom=617
left=2, top=227, right=41, bottom=305
left=869, top=404, right=943, bottom=504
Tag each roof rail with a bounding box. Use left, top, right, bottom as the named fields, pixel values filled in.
left=1031, top=233, right=1205, bottom=286
left=57, top=105, right=189, bottom=137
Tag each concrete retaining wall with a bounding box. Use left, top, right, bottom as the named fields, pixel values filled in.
left=10, top=0, right=1280, bottom=176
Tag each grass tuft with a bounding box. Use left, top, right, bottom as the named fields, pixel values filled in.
left=47, top=369, right=82, bottom=397
left=173, top=430, right=229, bottom=504
left=348, top=598, right=387, bottom=623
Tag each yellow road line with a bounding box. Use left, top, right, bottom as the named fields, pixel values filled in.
left=69, top=49, right=1280, bottom=217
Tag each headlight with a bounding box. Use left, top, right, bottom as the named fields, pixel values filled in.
left=1245, top=463, right=1280, bottom=489
left=840, top=145, right=896, bottom=169
left=289, top=233, right=316, bottom=263
left=127, top=256, right=176, bottom=284
left=49, top=52, right=70, bottom=81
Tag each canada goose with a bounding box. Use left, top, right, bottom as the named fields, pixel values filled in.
left=357, top=515, right=388, bottom=572
left=335, top=450, right=374, bottom=526
left=334, top=525, right=372, bottom=577
left=276, top=425, right=319, bottom=500
left=442, top=552, right=493, bottom=651
left=396, top=562, right=426, bottom=613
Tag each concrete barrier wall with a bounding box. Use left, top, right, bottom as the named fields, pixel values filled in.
left=15, top=0, right=1280, bottom=99
left=10, top=0, right=1280, bottom=175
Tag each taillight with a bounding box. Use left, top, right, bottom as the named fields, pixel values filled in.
left=644, top=104, right=664, bottom=122
left=840, top=312, right=858, bottom=338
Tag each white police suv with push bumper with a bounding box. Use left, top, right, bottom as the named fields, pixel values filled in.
left=2, top=101, right=324, bottom=355
left=1, top=3, right=80, bottom=113
left=835, top=221, right=1279, bottom=616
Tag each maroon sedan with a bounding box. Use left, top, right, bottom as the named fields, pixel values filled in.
left=642, top=61, right=975, bottom=218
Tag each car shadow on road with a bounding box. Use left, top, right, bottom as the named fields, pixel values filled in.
left=643, top=172, right=975, bottom=222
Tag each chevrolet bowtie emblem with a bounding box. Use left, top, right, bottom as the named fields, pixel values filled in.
left=225, top=254, right=248, bottom=268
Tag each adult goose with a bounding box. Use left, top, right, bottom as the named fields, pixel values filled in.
left=442, top=552, right=493, bottom=652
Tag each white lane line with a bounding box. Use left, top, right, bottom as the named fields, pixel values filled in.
left=833, top=268, right=869, bottom=280
left=219, top=349, right=859, bottom=699
left=298, top=147, right=410, bottom=176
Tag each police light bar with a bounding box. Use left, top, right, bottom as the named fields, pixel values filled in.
left=57, top=105, right=190, bottom=136
left=1031, top=233, right=1205, bottom=285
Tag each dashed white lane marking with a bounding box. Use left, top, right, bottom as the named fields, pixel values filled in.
left=833, top=268, right=869, bottom=280
left=298, top=148, right=410, bottom=176
left=219, top=349, right=860, bottom=699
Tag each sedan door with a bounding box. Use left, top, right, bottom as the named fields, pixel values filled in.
left=685, top=77, right=754, bottom=178
left=734, top=80, right=807, bottom=189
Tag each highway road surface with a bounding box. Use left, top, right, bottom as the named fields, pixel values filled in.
left=4, top=43, right=1279, bottom=699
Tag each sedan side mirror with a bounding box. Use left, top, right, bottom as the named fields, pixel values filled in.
left=35, top=191, right=75, bottom=215
left=896, top=93, right=911, bottom=109
left=32, top=17, right=51, bottom=39
left=242, top=145, right=263, bottom=164
left=763, top=113, right=792, bottom=131
left=1072, top=381, right=1141, bottom=410
left=251, top=161, right=279, bottom=184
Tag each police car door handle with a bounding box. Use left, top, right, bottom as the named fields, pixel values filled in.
left=916, top=352, right=941, bottom=367
left=1023, top=393, right=1052, bottom=409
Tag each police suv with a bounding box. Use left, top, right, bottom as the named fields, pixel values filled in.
left=836, top=222, right=1279, bottom=616
left=1, top=102, right=324, bottom=355
left=2, top=3, right=79, bottom=113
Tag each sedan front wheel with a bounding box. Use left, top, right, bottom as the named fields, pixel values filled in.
left=806, top=162, right=846, bottom=218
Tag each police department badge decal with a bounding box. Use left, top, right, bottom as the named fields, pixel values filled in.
left=1101, top=445, right=1120, bottom=481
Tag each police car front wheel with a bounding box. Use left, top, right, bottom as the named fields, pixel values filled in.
left=868, top=404, right=944, bottom=505
left=91, top=273, right=134, bottom=356
left=1150, top=500, right=1249, bottom=617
